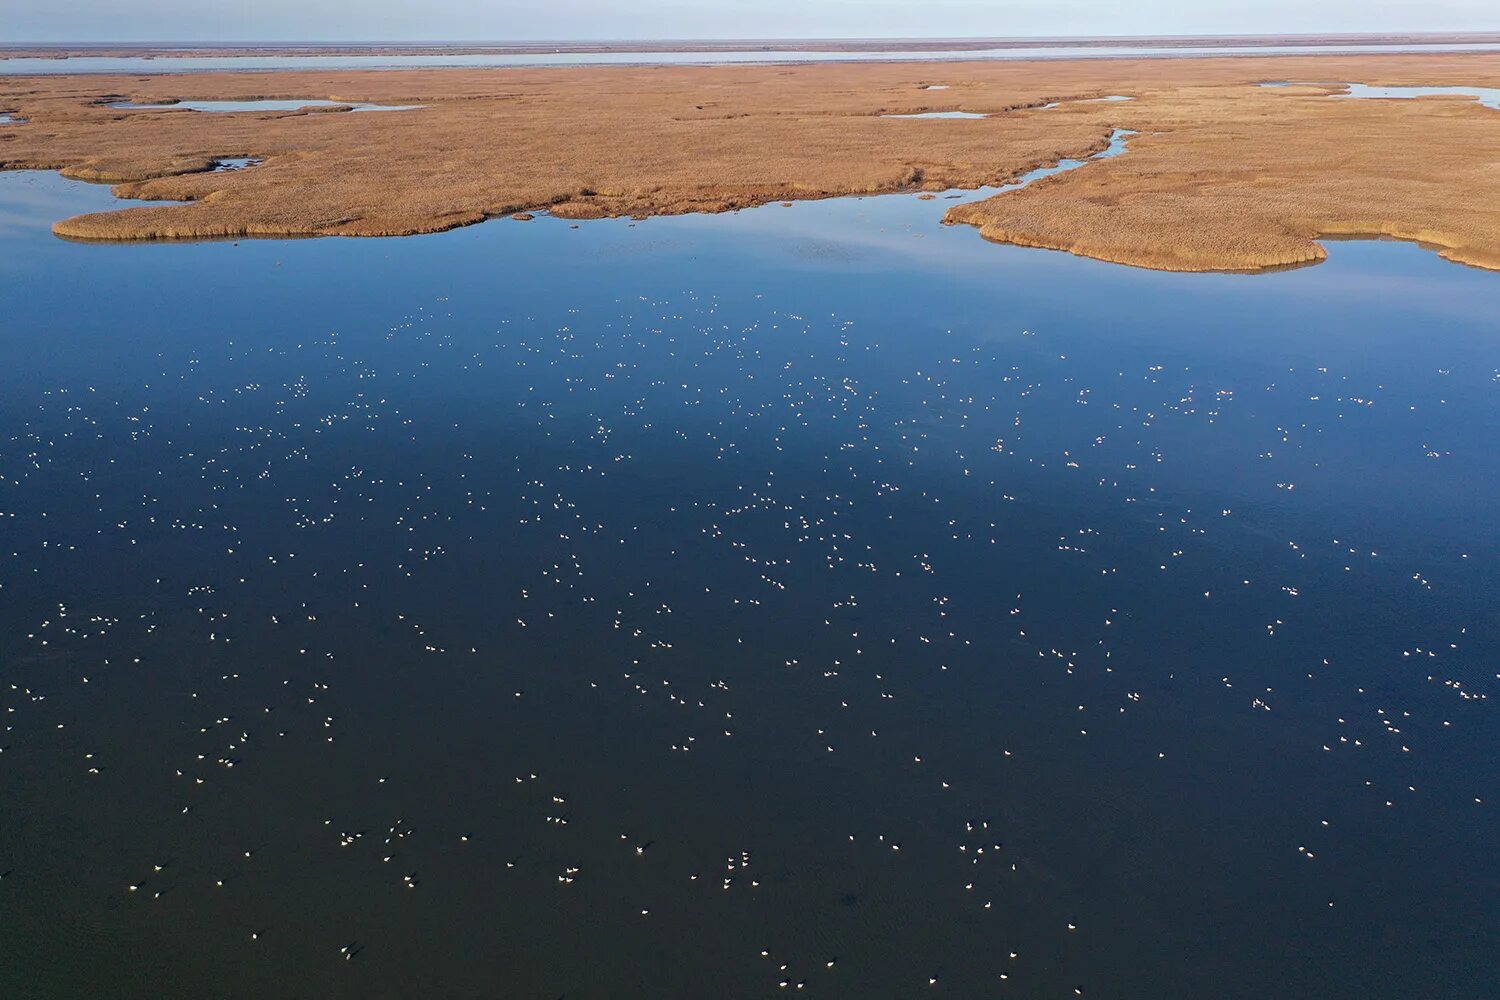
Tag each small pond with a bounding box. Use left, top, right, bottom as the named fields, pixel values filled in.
left=107, top=99, right=423, bottom=113
left=1263, top=81, right=1500, bottom=110
left=881, top=110, right=989, bottom=119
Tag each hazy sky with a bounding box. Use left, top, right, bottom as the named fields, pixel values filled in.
left=6, top=0, right=1497, bottom=44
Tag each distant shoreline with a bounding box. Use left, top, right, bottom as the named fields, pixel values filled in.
left=7, top=33, right=1500, bottom=60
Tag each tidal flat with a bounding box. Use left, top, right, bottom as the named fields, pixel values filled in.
left=1, top=161, right=1497, bottom=999
left=4, top=53, right=1500, bottom=270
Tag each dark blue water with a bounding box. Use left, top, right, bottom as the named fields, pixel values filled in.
left=1, top=169, right=1497, bottom=999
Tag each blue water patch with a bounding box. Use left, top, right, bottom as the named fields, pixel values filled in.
left=0, top=164, right=1497, bottom=1000
left=941, top=126, right=1133, bottom=201
left=212, top=157, right=263, bottom=172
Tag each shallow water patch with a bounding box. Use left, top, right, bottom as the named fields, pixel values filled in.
left=1039, top=94, right=1135, bottom=109
left=212, top=157, right=263, bottom=172
left=107, top=98, right=423, bottom=113
left=880, top=110, right=989, bottom=119
left=975, top=127, right=1135, bottom=196
left=775, top=126, right=1138, bottom=219
left=1336, top=82, right=1500, bottom=110
left=1262, top=81, right=1500, bottom=110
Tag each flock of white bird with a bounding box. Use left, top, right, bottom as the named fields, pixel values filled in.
left=0, top=231, right=1494, bottom=998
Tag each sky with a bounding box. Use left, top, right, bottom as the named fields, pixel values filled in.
left=4, top=0, right=1497, bottom=44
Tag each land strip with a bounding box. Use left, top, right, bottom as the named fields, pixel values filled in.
left=3, top=53, right=1499, bottom=271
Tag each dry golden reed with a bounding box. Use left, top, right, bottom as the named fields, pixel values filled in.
left=3, top=53, right=1498, bottom=271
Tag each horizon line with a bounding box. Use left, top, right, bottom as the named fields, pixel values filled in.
left=7, top=30, right=1500, bottom=47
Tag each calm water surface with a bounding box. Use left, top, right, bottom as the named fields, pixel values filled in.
left=0, top=169, right=1497, bottom=999
left=106, top=99, right=423, bottom=113
left=1335, top=82, right=1500, bottom=109
left=1262, top=80, right=1500, bottom=109
left=211, top=158, right=263, bottom=172
left=5, top=42, right=1500, bottom=73
left=881, top=110, right=990, bottom=119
